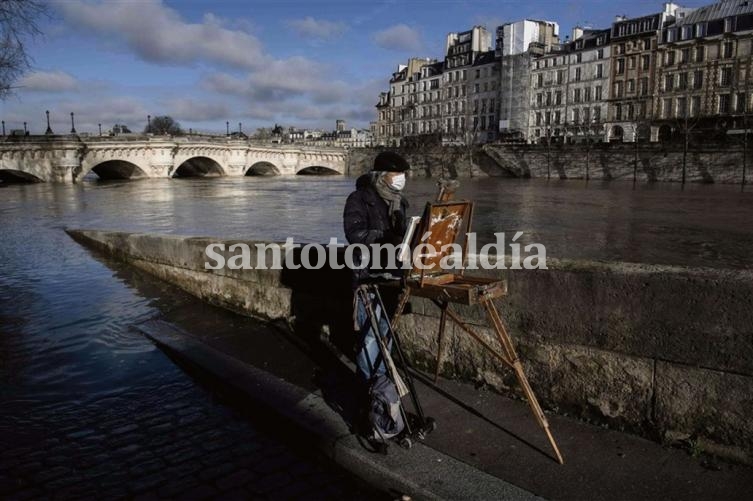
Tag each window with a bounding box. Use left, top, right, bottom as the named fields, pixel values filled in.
left=555, top=91, right=562, bottom=105
left=593, top=107, right=601, bottom=122
left=585, top=87, right=592, bottom=102
left=679, top=72, right=688, bottom=90
left=719, top=94, right=731, bottom=113
left=666, top=51, right=675, bottom=66
left=614, top=81, right=623, bottom=97
left=595, top=86, right=602, bottom=100
left=576, top=53, right=582, bottom=63
left=573, top=108, right=580, bottom=123
left=628, top=79, right=635, bottom=93
left=557, top=70, right=564, bottom=84
left=537, top=73, right=543, bottom=87
left=677, top=97, right=687, bottom=118
left=536, top=93, right=543, bottom=106
left=721, top=67, right=732, bottom=86
left=694, top=69, right=704, bottom=89
left=695, top=46, right=705, bottom=63
left=480, top=116, right=486, bottom=130
left=627, top=104, right=634, bottom=120
left=723, top=41, right=734, bottom=58
left=681, top=48, right=690, bottom=63
left=615, top=104, right=622, bottom=121
left=617, top=58, right=625, bottom=74
left=665, top=74, right=674, bottom=91
left=597, top=48, right=604, bottom=59
left=474, top=83, right=480, bottom=93
left=462, top=70, right=467, bottom=80
left=640, top=77, right=649, bottom=95
left=536, top=113, right=542, bottom=125
left=724, top=17, right=734, bottom=33
left=574, top=88, right=581, bottom=103
left=737, top=93, right=747, bottom=113
left=642, top=54, right=651, bottom=70
left=663, top=98, right=673, bottom=118
left=554, top=110, right=561, bottom=124
left=689, top=95, right=701, bottom=117
left=583, top=107, right=591, bottom=123
left=643, top=39, right=651, bottom=51
left=629, top=56, right=636, bottom=69
left=575, top=67, right=582, bottom=81
left=596, top=64, right=603, bottom=79
left=475, top=69, right=481, bottom=78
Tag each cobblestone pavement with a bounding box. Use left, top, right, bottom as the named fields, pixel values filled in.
left=0, top=377, right=383, bottom=500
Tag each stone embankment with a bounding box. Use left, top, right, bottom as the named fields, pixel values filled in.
left=67, top=229, right=753, bottom=461
left=347, top=143, right=752, bottom=184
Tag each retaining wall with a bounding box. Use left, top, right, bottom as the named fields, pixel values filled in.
left=67, top=229, right=753, bottom=460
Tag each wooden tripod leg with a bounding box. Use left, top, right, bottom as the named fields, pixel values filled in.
left=390, top=287, right=412, bottom=332
left=435, top=301, right=449, bottom=383
left=483, top=299, right=565, bottom=465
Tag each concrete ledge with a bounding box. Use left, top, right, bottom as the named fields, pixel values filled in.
left=135, top=319, right=538, bottom=501
left=67, top=228, right=753, bottom=458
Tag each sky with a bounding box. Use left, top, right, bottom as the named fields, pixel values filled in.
left=2, top=0, right=712, bottom=135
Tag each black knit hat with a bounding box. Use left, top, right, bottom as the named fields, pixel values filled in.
left=373, top=151, right=409, bottom=172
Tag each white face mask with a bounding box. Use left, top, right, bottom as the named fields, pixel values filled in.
left=388, top=173, right=406, bottom=191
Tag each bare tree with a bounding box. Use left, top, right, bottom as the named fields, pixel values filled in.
left=0, top=0, right=48, bottom=99
left=144, top=115, right=183, bottom=135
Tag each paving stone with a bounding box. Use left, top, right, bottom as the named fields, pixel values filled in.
left=216, top=469, right=255, bottom=490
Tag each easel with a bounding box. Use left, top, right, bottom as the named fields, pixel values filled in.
left=390, top=182, right=564, bottom=464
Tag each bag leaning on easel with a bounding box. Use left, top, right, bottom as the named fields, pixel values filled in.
left=354, top=286, right=409, bottom=451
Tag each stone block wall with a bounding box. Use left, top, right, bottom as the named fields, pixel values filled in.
left=68, top=229, right=753, bottom=460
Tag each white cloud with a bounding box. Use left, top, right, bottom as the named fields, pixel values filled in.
left=163, top=98, right=229, bottom=121
left=18, top=71, right=78, bottom=92
left=54, top=0, right=268, bottom=70
left=373, top=24, right=423, bottom=52
left=287, top=17, right=347, bottom=40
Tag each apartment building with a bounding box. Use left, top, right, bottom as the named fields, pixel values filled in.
left=606, top=3, right=693, bottom=142
left=654, top=0, right=753, bottom=138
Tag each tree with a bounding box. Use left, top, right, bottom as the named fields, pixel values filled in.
left=145, top=115, right=183, bottom=135
left=0, top=0, right=48, bottom=99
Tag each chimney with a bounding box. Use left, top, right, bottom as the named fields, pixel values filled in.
left=572, top=26, right=584, bottom=40
left=615, top=15, right=627, bottom=22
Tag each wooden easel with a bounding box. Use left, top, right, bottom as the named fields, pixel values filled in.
left=389, top=183, right=564, bottom=464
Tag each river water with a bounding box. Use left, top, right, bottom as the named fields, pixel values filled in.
left=0, top=175, right=751, bottom=494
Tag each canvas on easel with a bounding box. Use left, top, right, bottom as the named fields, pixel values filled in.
left=389, top=191, right=565, bottom=464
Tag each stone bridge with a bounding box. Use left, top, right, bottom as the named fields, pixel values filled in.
left=0, top=135, right=348, bottom=183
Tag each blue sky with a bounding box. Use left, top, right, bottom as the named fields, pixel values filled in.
left=2, top=0, right=710, bottom=135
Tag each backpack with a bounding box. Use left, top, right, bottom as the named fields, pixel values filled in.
left=368, top=374, right=405, bottom=443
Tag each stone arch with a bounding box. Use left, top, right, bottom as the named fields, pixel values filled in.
left=84, top=160, right=149, bottom=181
left=245, top=161, right=281, bottom=176
left=296, top=165, right=341, bottom=176
left=0, top=169, right=44, bottom=183
left=609, top=125, right=624, bottom=142
left=173, top=156, right=225, bottom=178
left=78, top=155, right=151, bottom=182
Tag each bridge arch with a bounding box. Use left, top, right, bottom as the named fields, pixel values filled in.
left=0, top=169, right=43, bottom=183
left=84, top=160, right=149, bottom=181
left=296, top=165, right=341, bottom=176
left=173, top=156, right=226, bottom=178
left=245, top=161, right=281, bottom=176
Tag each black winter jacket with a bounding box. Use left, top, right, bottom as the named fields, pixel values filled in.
left=343, top=174, right=408, bottom=287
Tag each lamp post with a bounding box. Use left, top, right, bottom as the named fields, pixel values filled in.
left=98, top=123, right=102, bottom=136
left=226, top=121, right=230, bottom=136
left=70, top=112, right=76, bottom=134
left=23, top=122, right=27, bottom=134
left=1, top=120, right=4, bottom=136
left=45, top=110, right=53, bottom=135
left=147, top=115, right=151, bottom=134
left=238, top=122, right=242, bottom=135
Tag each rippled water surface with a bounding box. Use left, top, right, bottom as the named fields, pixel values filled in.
left=1, top=176, right=752, bottom=405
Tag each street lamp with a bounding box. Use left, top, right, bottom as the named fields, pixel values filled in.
left=147, top=115, right=151, bottom=134
left=1, top=121, right=4, bottom=136
left=70, top=112, right=76, bottom=134
left=45, top=110, right=53, bottom=135
left=23, top=122, right=27, bottom=134
left=226, top=121, right=230, bottom=136
left=238, top=122, right=242, bottom=135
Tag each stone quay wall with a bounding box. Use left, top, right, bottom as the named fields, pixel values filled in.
left=347, top=143, right=752, bottom=184
left=68, top=229, right=753, bottom=461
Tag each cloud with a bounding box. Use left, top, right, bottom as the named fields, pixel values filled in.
left=287, top=17, right=347, bottom=40
left=163, top=98, right=229, bottom=121
left=18, top=71, right=78, bottom=92
left=54, top=0, right=268, bottom=70
left=373, top=24, right=423, bottom=52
